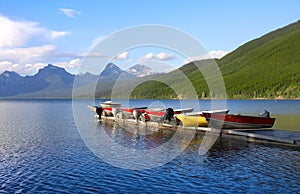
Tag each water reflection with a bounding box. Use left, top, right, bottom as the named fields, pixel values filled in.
left=100, top=120, right=177, bottom=150
left=1, top=100, right=299, bottom=193
left=99, top=119, right=300, bottom=160
left=98, top=120, right=224, bottom=157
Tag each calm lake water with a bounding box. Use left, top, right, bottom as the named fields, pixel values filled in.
left=0, top=99, right=299, bottom=193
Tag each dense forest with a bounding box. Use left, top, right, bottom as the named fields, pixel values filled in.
left=128, top=20, right=300, bottom=99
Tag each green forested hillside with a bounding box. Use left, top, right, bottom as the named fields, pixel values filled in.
left=219, top=20, right=300, bottom=98
left=128, top=20, right=300, bottom=99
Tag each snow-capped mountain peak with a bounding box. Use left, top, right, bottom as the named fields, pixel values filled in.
left=127, top=64, right=158, bottom=77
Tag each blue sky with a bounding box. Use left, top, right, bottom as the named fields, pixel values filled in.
left=0, top=0, right=299, bottom=75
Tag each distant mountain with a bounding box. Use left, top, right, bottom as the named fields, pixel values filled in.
left=0, top=64, right=75, bottom=98
left=99, top=63, right=135, bottom=81
left=100, top=63, right=123, bottom=80
left=0, top=71, right=24, bottom=96
left=75, top=72, right=98, bottom=87
left=0, top=71, right=22, bottom=80
left=30, top=64, right=75, bottom=90
left=127, top=64, right=158, bottom=77
left=0, top=63, right=141, bottom=98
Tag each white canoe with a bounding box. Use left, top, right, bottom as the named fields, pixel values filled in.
left=184, top=109, right=229, bottom=116
left=99, top=101, right=121, bottom=108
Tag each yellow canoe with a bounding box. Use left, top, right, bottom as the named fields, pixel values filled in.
left=176, top=114, right=208, bottom=127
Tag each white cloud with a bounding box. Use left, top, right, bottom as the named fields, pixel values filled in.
left=49, top=31, right=69, bottom=39
left=0, top=43, right=113, bottom=75
left=0, top=61, right=15, bottom=72
left=55, top=58, right=81, bottom=70
left=0, top=45, right=56, bottom=64
left=156, top=52, right=177, bottom=60
left=0, top=60, right=45, bottom=75
left=144, top=53, right=154, bottom=60
left=0, top=59, right=81, bottom=76
left=78, top=52, right=105, bottom=58
left=0, top=45, right=106, bottom=64
left=116, top=51, right=129, bottom=60
left=0, top=44, right=83, bottom=75
left=138, top=52, right=177, bottom=62
left=0, top=15, right=68, bottom=48
left=23, top=63, right=48, bottom=74
left=59, top=8, right=81, bottom=18
left=184, top=50, right=229, bottom=63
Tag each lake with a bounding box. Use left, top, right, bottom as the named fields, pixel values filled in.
left=0, top=99, right=299, bottom=193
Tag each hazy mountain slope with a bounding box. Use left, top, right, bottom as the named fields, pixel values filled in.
left=0, top=71, right=25, bottom=96
left=0, top=63, right=137, bottom=98
left=0, top=65, right=75, bottom=97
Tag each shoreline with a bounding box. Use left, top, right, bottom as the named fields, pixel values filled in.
left=1, top=97, right=300, bottom=101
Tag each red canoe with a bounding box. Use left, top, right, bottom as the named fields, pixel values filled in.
left=203, top=113, right=276, bottom=129
left=120, top=107, right=148, bottom=114
left=144, top=108, right=193, bottom=119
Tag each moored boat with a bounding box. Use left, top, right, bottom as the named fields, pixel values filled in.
left=88, top=105, right=105, bottom=119
left=100, top=101, right=121, bottom=108
left=142, top=108, right=194, bottom=122
left=119, top=107, right=148, bottom=120
left=98, top=101, right=122, bottom=116
left=175, top=114, right=208, bottom=127
left=184, top=109, right=230, bottom=116
left=203, top=111, right=276, bottom=129
left=175, top=109, right=229, bottom=127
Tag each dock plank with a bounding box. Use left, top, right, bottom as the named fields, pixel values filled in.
left=224, top=129, right=300, bottom=145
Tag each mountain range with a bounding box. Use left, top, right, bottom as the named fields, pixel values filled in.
left=0, top=64, right=158, bottom=98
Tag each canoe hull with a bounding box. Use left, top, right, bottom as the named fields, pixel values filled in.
left=100, top=101, right=121, bottom=108
left=176, top=115, right=208, bottom=127
left=144, top=108, right=194, bottom=122
left=205, top=113, right=276, bottom=129
left=185, top=109, right=229, bottom=116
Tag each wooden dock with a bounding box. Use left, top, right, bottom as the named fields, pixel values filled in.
left=222, top=129, right=300, bottom=147
left=97, top=116, right=300, bottom=147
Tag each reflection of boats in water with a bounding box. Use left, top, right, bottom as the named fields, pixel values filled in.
left=99, top=118, right=177, bottom=150
left=99, top=119, right=222, bottom=155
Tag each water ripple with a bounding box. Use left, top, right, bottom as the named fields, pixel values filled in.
left=0, top=100, right=299, bottom=193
